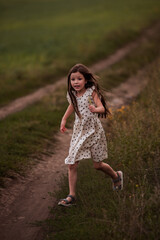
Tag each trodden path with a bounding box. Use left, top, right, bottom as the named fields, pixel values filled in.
left=0, top=60, right=152, bottom=240
left=0, top=21, right=160, bottom=120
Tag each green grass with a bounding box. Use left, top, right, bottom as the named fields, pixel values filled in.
left=41, top=60, right=160, bottom=239
left=1, top=0, right=160, bottom=105
left=99, top=32, right=160, bottom=90
left=0, top=31, right=159, bottom=187
left=0, top=88, right=68, bottom=186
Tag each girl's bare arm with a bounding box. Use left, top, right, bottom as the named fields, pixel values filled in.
left=89, top=91, right=105, bottom=113
left=60, top=104, right=74, bottom=133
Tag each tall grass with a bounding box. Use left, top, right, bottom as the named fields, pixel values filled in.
left=43, top=60, right=160, bottom=240
left=1, top=0, right=160, bottom=105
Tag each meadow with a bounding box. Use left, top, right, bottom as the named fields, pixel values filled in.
left=42, top=59, right=160, bottom=240
left=0, top=30, right=159, bottom=186
left=1, top=0, right=160, bottom=105
left=0, top=1, right=160, bottom=238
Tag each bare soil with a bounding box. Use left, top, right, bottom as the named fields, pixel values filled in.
left=0, top=131, right=70, bottom=240
left=0, top=21, right=159, bottom=240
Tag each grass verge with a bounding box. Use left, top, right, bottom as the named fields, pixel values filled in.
left=0, top=88, right=68, bottom=186
left=41, top=60, right=160, bottom=240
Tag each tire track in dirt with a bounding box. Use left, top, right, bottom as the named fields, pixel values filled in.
left=0, top=21, right=160, bottom=120
left=0, top=59, right=154, bottom=240
left=106, top=64, right=151, bottom=109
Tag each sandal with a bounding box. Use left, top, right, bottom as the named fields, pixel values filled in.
left=58, top=195, right=76, bottom=207
left=112, top=171, right=123, bottom=190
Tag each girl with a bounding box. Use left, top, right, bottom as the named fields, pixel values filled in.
left=58, top=63, right=123, bottom=207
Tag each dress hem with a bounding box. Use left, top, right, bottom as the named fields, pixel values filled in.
left=65, top=155, right=108, bottom=165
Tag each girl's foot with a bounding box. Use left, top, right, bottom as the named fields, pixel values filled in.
left=58, top=195, right=76, bottom=207
left=112, top=171, right=123, bottom=190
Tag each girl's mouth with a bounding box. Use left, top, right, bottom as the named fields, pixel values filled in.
left=74, top=85, right=80, bottom=88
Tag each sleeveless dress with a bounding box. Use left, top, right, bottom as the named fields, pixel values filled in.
left=65, top=86, right=108, bottom=164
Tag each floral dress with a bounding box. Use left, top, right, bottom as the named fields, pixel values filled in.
left=65, top=86, right=108, bottom=164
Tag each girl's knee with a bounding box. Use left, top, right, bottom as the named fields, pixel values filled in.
left=68, top=162, right=79, bottom=170
left=93, top=162, right=103, bottom=170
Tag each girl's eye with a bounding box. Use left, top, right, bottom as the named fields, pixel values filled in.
left=71, top=79, right=75, bottom=81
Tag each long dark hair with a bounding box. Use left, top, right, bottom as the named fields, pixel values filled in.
left=67, top=63, right=110, bottom=118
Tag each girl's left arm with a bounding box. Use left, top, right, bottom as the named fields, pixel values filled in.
left=89, top=91, right=105, bottom=113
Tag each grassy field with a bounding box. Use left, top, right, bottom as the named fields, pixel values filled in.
left=0, top=2, right=160, bottom=237
left=0, top=1, right=160, bottom=238
left=0, top=32, right=159, bottom=186
left=1, top=0, right=160, bottom=105
left=41, top=59, right=160, bottom=240
left=1, top=19, right=160, bottom=187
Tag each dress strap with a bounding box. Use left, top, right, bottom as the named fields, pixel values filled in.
left=86, top=86, right=95, bottom=96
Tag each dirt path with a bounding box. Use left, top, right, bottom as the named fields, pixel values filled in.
left=0, top=61, right=152, bottom=240
left=0, top=131, right=70, bottom=240
left=106, top=64, right=151, bottom=109
left=0, top=21, right=160, bottom=120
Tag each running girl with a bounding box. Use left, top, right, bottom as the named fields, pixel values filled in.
left=58, top=63, right=123, bottom=206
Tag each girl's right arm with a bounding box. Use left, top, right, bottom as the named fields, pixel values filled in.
left=60, top=104, right=74, bottom=133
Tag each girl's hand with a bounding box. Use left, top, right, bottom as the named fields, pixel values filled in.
left=60, top=119, right=67, bottom=133
left=89, top=104, right=97, bottom=113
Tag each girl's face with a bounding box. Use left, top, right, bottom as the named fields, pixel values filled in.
left=70, top=71, right=87, bottom=94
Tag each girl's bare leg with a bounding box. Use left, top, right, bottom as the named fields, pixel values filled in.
left=93, top=161, right=123, bottom=189
left=93, top=161, right=119, bottom=180
left=60, top=162, right=79, bottom=204
left=68, top=161, right=79, bottom=197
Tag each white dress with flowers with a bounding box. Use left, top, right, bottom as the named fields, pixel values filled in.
left=65, top=86, right=108, bottom=164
